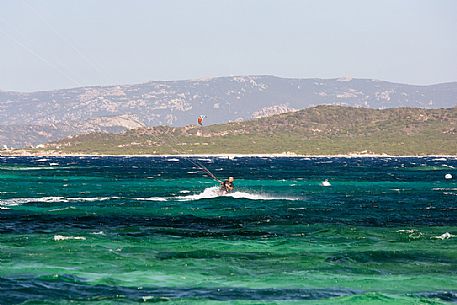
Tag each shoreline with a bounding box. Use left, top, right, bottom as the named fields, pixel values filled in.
left=2, top=152, right=457, bottom=158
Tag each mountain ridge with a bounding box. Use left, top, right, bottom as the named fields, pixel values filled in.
left=1, top=75, right=457, bottom=148
left=12, top=105, right=456, bottom=156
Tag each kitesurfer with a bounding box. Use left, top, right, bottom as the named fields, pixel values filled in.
left=220, top=177, right=235, bottom=193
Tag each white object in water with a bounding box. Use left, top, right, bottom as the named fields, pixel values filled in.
left=433, top=232, right=454, bottom=240
left=321, top=179, right=331, bottom=187
left=53, top=235, right=86, bottom=241
left=445, top=173, right=453, bottom=180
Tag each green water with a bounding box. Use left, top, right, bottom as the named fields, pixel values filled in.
left=1, top=156, right=456, bottom=304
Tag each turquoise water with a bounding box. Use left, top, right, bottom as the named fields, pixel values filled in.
left=1, top=156, right=456, bottom=304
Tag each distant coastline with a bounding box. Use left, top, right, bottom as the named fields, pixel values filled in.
left=2, top=151, right=457, bottom=158
left=2, top=106, right=456, bottom=157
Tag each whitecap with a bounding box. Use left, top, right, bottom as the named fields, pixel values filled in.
left=177, top=186, right=299, bottom=201
left=133, top=197, right=168, bottom=202
left=53, top=235, right=86, bottom=241
left=167, top=158, right=180, bottom=162
left=48, top=206, right=76, bottom=212
left=321, top=181, right=331, bottom=187
left=0, top=166, right=56, bottom=171
left=0, top=196, right=117, bottom=208
left=396, top=229, right=423, bottom=239
left=67, top=197, right=112, bottom=202
left=433, top=232, right=455, bottom=240
left=91, top=231, right=105, bottom=235
left=0, top=197, right=68, bottom=207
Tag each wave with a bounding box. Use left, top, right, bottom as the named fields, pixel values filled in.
left=0, top=197, right=67, bottom=207
left=177, top=187, right=299, bottom=201
left=197, top=158, right=212, bottom=162
left=53, top=235, right=86, bottom=241
left=48, top=206, right=76, bottom=212
left=133, top=197, right=168, bottom=202
left=67, top=197, right=113, bottom=202
left=166, top=158, right=180, bottom=162
left=0, top=196, right=117, bottom=208
left=0, top=276, right=359, bottom=302
left=0, top=166, right=57, bottom=171
left=433, top=232, right=455, bottom=240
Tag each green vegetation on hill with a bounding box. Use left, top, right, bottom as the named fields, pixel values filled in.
left=27, top=106, right=457, bottom=155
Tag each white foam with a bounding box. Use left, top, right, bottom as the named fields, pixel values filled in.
left=0, top=196, right=117, bottom=208
left=0, top=197, right=68, bottom=207
left=0, top=166, right=56, bottom=171
left=433, top=232, right=455, bottom=240
left=91, top=231, right=105, bottom=235
left=53, top=235, right=86, bottom=241
left=134, top=197, right=168, bottom=202
left=396, top=229, right=423, bottom=239
left=67, top=197, right=112, bottom=202
left=48, top=206, right=76, bottom=212
left=167, top=158, right=180, bottom=162
left=177, top=186, right=299, bottom=201
left=197, top=158, right=212, bottom=162
left=321, top=180, right=331, bottom=187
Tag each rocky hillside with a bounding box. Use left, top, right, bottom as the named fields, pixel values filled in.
left=26, top=105, right=457, bottom=156
left=1, top=75, right=457, bottom=147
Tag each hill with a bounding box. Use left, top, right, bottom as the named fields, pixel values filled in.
left=19, top=105, right=457, bottom=156
left=1, top=75, right=457, bottom=148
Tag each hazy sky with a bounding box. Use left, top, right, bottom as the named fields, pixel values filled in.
left=1, top=0, right=456, bottom=91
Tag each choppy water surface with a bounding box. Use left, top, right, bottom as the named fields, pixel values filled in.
left=1, top=156, right=456, bottom=304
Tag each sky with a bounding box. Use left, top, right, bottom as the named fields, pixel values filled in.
left=0, top=0, right=456, bottom=91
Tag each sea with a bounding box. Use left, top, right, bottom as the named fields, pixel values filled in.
left=0, top=156, right=456, bottom=305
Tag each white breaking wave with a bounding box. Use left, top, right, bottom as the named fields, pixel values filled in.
left=177, top=186, right=299, bottom=201
left=53, top=235, right=86, bottom=241
left=0, top=196, right=117, bottom=208
left=0, top=197, right=67, bottom=207
left=67, top=197, right=113, bottom=202
left=133, top=197, right=168, bottom=202
left=433, top=232, right=455, bottom=240
left=48, top=206, right=76, bottom=212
